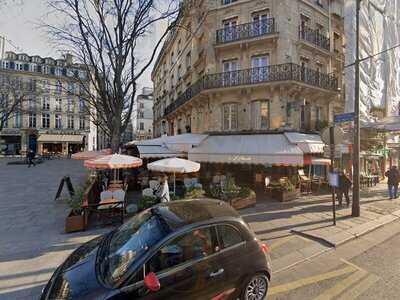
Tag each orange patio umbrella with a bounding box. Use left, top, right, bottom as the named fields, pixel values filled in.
left=84, top=154, right=143, bottom=170
left=71, top=148, right=112, bottom=160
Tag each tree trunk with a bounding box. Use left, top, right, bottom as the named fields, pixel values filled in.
left=110, top=130, right=120, bottom=154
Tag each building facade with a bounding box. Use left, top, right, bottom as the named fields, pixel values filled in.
left=134, top=87, right=154, bottom=140
left=152, top=0, right=345, bottom=137
left=0, top=51, right=96, bottom=155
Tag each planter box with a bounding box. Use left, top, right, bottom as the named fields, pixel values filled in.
left=65, top=210, right=85, bottom=233
left=230, top=195, right=256, bottom=210
left=271, top=189, right=300, bottom=202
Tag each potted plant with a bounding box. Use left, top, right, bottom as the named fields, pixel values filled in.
left=65, top=189, right=86, bottom=233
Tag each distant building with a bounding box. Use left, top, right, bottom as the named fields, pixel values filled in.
left=0, top=51, right=96, bottom=155
left=134, top=87, right=154, bottom=140
left=121, top=120, right=134, bottom=145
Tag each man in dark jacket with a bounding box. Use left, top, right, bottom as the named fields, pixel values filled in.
left=27, top=149, right=36, bottom=168
left=337, top=171, right=352, bottom=206
left=385, top=166, right=400, bottom=199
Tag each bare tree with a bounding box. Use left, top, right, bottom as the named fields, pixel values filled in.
left=45, top=0, right=180, bottom=152
left=0, top=71, right=30, bottom=132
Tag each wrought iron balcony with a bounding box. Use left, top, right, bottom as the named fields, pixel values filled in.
left=216, top=18, right=277, bottom=44
left=299, top=25, right=330, bottom=51
left=163, top=63, right=338, bottom=117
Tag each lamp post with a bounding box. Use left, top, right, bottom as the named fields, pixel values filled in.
left=352, top=0, right=361, bottom=217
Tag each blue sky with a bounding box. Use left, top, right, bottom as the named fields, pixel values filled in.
left=0, top=0, right=166, bottom=89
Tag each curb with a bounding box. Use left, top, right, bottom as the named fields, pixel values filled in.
left=273, top=209, right=400, bottom=273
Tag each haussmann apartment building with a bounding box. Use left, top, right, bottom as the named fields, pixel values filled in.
left=0, top=52, right=97, bottom=156
left=150, top=0, right=345, bottom=180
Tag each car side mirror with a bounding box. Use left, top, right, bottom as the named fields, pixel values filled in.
left=144, top=272, right=160, bottom=292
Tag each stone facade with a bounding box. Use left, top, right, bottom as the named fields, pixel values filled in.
left=134, top=87, right=154, bottom=140
left=0, top=51, right=96, bottom=155
left=152, top=0, right=345, bottom=137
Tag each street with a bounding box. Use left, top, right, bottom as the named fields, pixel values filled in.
left=269, top=220, right=400, bottom=300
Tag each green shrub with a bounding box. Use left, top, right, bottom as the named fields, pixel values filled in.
left=65, top=188, right=85, bottom=215
left=138, top=195, right=158, bottom=210
left=184, top=186, right=205, bottom=199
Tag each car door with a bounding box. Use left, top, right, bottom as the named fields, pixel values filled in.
left=118, top=226, right=224, bottom=300
left=214, top=224, right=247, bottom=296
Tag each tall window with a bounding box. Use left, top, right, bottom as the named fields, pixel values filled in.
left=29, top=113, right=36, bottom=128
left=251, top=55, right=269, bottom=82
left=79, top=98, right=85, bottom=113
left=186, top=52, right=191, bottom=70
left=252, top=10, right=271, bottom=35
left=251, top=100, right=269, bottom=129
left=55, top=81, right=62, bottom=94
left=55, top=114, right=62, bottom=129
left=79, top=116, right=85, bottom=130
left=222, top=103, right=238, bottom=131
left=28, top=97, right=36, bottom=110
left=14, top=112, right=21, bottom=128
left=42, top=96, right=50, bottom=110
left=67, top=98, right=74, bottom=112
left=2, top=113, right=8, bottom=128
left=67, top=115, right=74, bottom=129
left=42, top=113, right=50, bottom=128
left=222, top=18, right=238, bottom=42
left=139, top=111, right=144, bottom=118
left=55, top=98, right=62, bottom=111
left=139, top=122, right=144, bottom=130
left=222, top=59, right=238, bottom=86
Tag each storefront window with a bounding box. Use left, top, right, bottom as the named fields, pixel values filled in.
left=251, top=100, right=269, bottom=129
left=222, top=103, right=238, bottom=131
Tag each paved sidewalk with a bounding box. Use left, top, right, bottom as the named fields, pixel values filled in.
left=0, top=158, right=109, bottom=300
left=241, top=183, right=400, bottom=272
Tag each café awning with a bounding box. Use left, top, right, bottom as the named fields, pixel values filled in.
left=188, top=134, right=304, bottom=166
left=37, top=134, right=84, bottom=143
left=304, top=157, right=331, bottom=165
left=284, top=132, right=325, bottom=154
left=136, top=145, right=185, bottom=159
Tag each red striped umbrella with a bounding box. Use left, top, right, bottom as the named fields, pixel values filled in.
left=84, top=154, right=142, bottom=170
left=71, top=148, right=112, bottom=160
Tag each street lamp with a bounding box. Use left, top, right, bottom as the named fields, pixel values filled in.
left=352, top=0, right=361, bottom=217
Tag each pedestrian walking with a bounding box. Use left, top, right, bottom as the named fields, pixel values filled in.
left=27, top=149, right=36, bottom=168
left=385, top=166, right=400, bottom=199
left=155, top=174, right=170, bottom=203
left=337, top=171, right=352, bottom=206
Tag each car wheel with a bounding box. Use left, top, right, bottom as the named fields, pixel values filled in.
left=241, top=273, right=269, bottom=300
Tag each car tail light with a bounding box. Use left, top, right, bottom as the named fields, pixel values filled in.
left=257, top=239, right=270, bottom=253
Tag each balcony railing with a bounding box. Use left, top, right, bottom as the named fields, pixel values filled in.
left=163, top=63, right=338, bottom=117
left=216, top=18, right=276, bottom=44
left=299, top=26, right=330, bottom=51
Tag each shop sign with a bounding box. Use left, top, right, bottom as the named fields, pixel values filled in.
left=230, top=155, right=252, bottom=162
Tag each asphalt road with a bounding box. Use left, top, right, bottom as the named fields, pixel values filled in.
left=268, top=219, right=400, bottom=300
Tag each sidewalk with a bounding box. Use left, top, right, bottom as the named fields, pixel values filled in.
left=240, top=183, right=400, bottom=272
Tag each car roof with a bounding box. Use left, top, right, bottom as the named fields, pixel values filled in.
left=152, top=199, right=241, bottom=231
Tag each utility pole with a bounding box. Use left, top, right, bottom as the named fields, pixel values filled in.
left=352, top=0, right=361, bottom=217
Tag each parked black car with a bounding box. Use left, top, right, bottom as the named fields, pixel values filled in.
left=41, top=199, right=271, bottom=300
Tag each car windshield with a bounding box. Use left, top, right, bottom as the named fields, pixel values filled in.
left=98, top=209, right=170, bottom=285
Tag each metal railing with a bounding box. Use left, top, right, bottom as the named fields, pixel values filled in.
left=163, top=63, right=338, bottom=117
left=216, top=18, right=276, bottom=44
left=298, top=25, right=330, bottom=51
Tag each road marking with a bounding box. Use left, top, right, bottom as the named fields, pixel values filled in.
left=339, top=274, right=380, bottom=300
left=269, top=265, right=356, bottom=296
left=340, top=258, right=367, bottom=273
left=312, top=270, right=368, bottom=300
left=269, top=235, right=295, bottom=251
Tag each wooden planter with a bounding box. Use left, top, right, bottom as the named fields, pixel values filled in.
left=230, top=195, right=256, bottom=210
left=271, top=189, right=300, bottom=202
left=65, top=210, right=85, bottom=233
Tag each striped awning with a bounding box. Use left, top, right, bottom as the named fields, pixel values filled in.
left=188, top=134, right=304, bottom=166
left=37, top=134, right=84, bottom=143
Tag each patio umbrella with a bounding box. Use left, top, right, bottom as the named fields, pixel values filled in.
left=71, top=148, right=112, bottom=160
left=84, top=154, right=143, bottom=169
left=147, top=158, right=200, bottom=194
